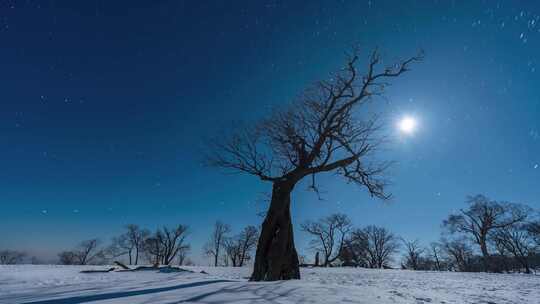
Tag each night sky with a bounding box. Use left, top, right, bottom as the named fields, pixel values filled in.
left=1, top=1, right=539, bottom=262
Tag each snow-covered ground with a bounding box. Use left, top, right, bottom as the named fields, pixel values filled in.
left=0, top=265, right=538, bottom=304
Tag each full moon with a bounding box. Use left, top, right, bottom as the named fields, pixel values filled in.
left=398, top=116, right=417, bottom=134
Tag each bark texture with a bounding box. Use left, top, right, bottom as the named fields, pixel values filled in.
left=250, top=182, right=300, bottom=281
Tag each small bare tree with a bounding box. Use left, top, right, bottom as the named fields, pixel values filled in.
left=492, top=224, right=536, bottom=274
left=429, top=242, right=444, bottom=271
left=442, top=238, right=474, bottom=272
left=443, top=194, right=529, bottom=272
left=302, top=213, right=352, bottom=267
left=112, top=224, right=150, bottom=265
left=157, top=225, right=190, bottom=265
left=344, top=235, right=369, bottom=267
left=60, top=239, right=102, bottom=265
left=351, top=225, right=399, bottom=268
left=225, top=225, right=259, bottom=267
left=78, top=239, right=103, bottom=265
left=204, top=221, right=231, bottom=267
left=491, top=235, right=511, bottom=273
left=107, top=235, right=131, bottom=261
left=143, top=235, right=163, bottom=267
left=401, top=238, right=424, bottom=270
left=224, top=239, right=241, bottom=267
left=207, top=47, right=422, bottom=280
left=177, top=246, right=191, bottom=266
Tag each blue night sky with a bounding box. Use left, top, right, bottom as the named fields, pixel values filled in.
left=1, top=1, right=539, bottom=262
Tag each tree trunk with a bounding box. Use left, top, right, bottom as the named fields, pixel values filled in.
left=518, top=256, right=530, bottom=274
left=250, top=181, right=300, bottom=281
left=434, top=255, right=441, bottom=271
left=479, top=237, right=490, bottom=272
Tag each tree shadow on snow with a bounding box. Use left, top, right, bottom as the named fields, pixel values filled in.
left=19, top=280, right=234, bottom=304
left=170, top=282, right=299, bottom=304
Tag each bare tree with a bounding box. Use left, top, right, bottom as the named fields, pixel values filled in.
left=492, top=224, right=536, bottom=274
left=351, top=225, right=399, bottom=268
left=143, top=235, right=163, bottom=267
left=225, top=225, right=259, bottom=267
left=59, top=239, right=102, bottom=265
left=157, top=225, right=190, bottom=265
left=107, top=225, right=150, bottom=265
left=204, top=221, right=231, bottom=267
left=142, top=225, right=189, bottom=266
left=114, top=224, right=150, bottom=265
left=344, top=236, right=369, bottom=267
left=224, top=239, right=241, bottom=267
left=429, top=242, right=444, bottom=271
left=443, top=194, right=529, bottom=272
left=76, top=239, right=102, bottom=265
left=0, top=250, right=26, bottom=265
left=207, top=47, right=422, bottom=280
left=58, top=251, right=78, bottom=265
left=401, top=238, right=424, bottom=270
left=177, top=246, right=191, bottom=266
left=302, top=213, right=352, bottom=266
left=491, top=235, right=511, bottom=273
left=442, top=238, right=474, bottom=272
left=107, top=235, right=131, bottom=261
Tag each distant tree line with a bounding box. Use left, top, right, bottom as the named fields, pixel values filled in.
left=300, top=194, right=540, bottom=274
left=2, top=194, right=538, bottom=275
left=51, top=221, right=259, bottom=267
left=56, top=224, right=191, bottom=266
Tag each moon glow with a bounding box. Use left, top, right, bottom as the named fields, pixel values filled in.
left=398, top=116, right=417, bottom=135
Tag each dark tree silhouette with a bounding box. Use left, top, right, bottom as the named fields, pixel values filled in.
left=177, top=246, right=191, bottom=266
left=344, top=237, right=369, bottom=268
left=142, top=225, right=189, bottom=266
left=401, top=238, right=424, bottom=270
left=208, top=48, right=422, bottom=281
left=442, top=238, right=474, bottom=272
left=78, top=239, right=102, bottom=265
left=351, top=225, right=399, bottom=268
left=443, top=194, right=529, bottom=272
left=492, top=224, right=535, bottom=273
left=225, top=225, right=259, bottom=267
left=428, top=242, right=444, bottom=271
left=158, top=225, right=189, bottom=265
left=204, top=221, right=231, bottom=267
left=59, top=239, right=102, bottom=265
left=143, top=235, right=163, bottom=266
left=120, top=224, right=150, bottom=265
left=302, top=213, right=352, bottom=267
